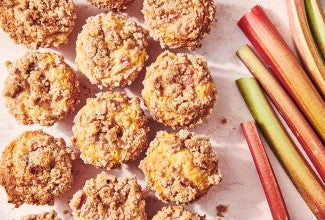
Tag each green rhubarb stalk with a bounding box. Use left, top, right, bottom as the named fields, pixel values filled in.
left=286, top=0, right=325, bottom=98
left=236, top=78, right=325, bottom=219
left=241, top=120, right=290, bottom=220
left=237, top=5, right=325, bottom=142
left=237, top=45, right=325, bottom=182
left=305, top=0, right=325, bottom=58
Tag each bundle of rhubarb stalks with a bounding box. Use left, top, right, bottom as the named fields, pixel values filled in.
left=236, top=1, right=325, bottom=219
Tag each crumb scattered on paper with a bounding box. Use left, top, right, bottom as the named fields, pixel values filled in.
left=216, top=204, right=228, bottom=219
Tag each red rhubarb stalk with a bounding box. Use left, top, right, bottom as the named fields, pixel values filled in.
left=236, top=78, right=325, bottom=219
left=286, top=0, right=325, bottom=98
left=238, top=5, right=325, bottom=141
left=241, top=120, right=290, bottom=220
left=237, top=45, right=325, bottom=182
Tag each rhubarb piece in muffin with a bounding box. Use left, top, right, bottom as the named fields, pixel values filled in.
left=139, top=130, right=222, bottom=204
left=143, top=0, right=216, bottom=50
left=3, top=51, right=79, bottom=126
left=71, top=91, right=149, bottom=169
left=69, top=172, right=146, bottom=220
left=142, top=51, right=216, bottom=129
left=0, top=0, right=76, bottom=49
left=0, top=130, right=76, bottom=207
left=152, top=206, right=205, bottom=220
left=76, top=12, right=148, bottom=89
left=87, top=0, right=134, bottom=10
left=20, top=210, right=61, bottom=220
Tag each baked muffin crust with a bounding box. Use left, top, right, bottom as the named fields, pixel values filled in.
left=0, top=130, right=76, bottom=207
left=69, top=172, right=147, bottom=220
left=139, top=130, right=222, bottom=204
left=76, top=12, right=148, bottom=89
left=72, top=91, right=149, bottom=169
left=143, top=0, right=216, bottom=50
left=0, top=0, right=76, bottom=49
left=142, top=51, right=216, bottom=129
left=3, top=51, right=79, bottom=126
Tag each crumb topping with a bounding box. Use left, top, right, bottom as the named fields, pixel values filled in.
left=3, top=51, right=79, bottom=126
left=20, top=210, right=61, bottom=220
left=152, top=206, right=205, bottom=220
left=87, top=0, right=134, bottom=10
left=143, top=0, right=216, bottom=50
left=72, top=91, right=149, bottom=169
left=0, top=0, right=76, bottom=49
left=69, top=172, right=146, bottom=220
left=142, top=51, right=216, bottom=129
left=139, top=130, right=222, bottom=204
left=76, top=12, right=148, bottom=89
left=0, top=130, right=76, bottom=207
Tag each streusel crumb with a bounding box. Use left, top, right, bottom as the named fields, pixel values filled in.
left=87, top=0, right=134, bottom=10
left=21, top=210, right=61, bottom=220
left=152, top=206, right=206, bottom=220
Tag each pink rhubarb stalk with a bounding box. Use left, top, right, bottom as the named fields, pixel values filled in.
left=286, top=0, right=325, bottom=98
left=237, top=45, right=325, bottom=182
left=241, top=120, right=290, bottom=220
left=237, top=5, right=325, bottom=141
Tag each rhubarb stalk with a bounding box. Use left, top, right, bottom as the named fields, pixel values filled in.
left=237, top=45, right=325, bottom=182
left=286, top=0, right=325, bottom=98
left=236, top=78, right=325, bottom=219
left=238, top=5, right=325, bottom=141
left=241, top=120, right=290, bottom=220
left=305, top=0, right=325, bottom=57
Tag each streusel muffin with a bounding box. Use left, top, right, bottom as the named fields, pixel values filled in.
left=152, top=206, right=205, bottom=220
left=87, top=0, right=134, bottom=10
left=3, top=51, right=79, bottom=126
left=76, top=12, right=148, bottom=89
left=143, top=0, right=216, bottom=50
left=139, top=130, right=222, bottom=204
left=69, top=172, right=146, bottom=220
left=71, top=91, right=149, bottom=169
left=142, top=51, right=216, bottom=129
left=0, top=130, right=76, bottom=207
left=0, top=0, right=76, bottom=49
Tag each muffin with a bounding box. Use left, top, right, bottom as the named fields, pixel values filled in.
left=69, top=172, right=146, bottom=220
left=0, top=0, right=76, bottom=49
left=0, top=130, right=76, bottom=207
left=21, top=210, right=61, bottom=220
left=87, top=0, right=134, bottom=10
left=142, top=51, right=216, bottom=129
left=139, top=130, right=222, bottom=204
left=152, top=206, right=205, bottom=220
left=76, top=12, right=148, bottom=89
left=143, top=0, right=216, bottom=50
left=3, top=51, right=79, bottom=126
left=71, top=91, right=149, bottom=169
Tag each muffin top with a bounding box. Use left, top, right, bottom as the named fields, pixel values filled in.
left=0, top=0, right=76, bottom=49
left=152, top=206, right=205, bottom=220
left=139, top=130, right=222, bottom=204
left=3, top=51, right=79, bottom=126
left=143, top=0, right=216, bottom=50
left=0, top=130, right=76, bottom=207
left=69, top=172, right=147, bottom=220
left=76, top=12, right=148, bottom=89
left=87, top=0, right=134, bottom=10
left=72, top=91, right=149, bottom=169
left=142, top=51, right=216, bottom=129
